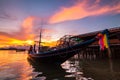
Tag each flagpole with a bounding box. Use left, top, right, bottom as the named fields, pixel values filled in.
left=105, top=29, right=112, bottom=59
left=99, top=29, right=112, bottom=59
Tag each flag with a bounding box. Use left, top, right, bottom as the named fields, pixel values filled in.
left=103, top=34, right=109, bottom=48
left=98, top=33, right=105, bottom=50
left=98, top=33, right=109, bottom=51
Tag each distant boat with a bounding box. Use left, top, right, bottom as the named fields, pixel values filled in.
left=16, top=49, right=26, bottom=52
left=27, top=29, right=109, bottom=65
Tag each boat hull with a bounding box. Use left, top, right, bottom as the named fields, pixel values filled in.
left=28, top=51, right=76, bottom=64
left=28, top=38, right=96, bottom=64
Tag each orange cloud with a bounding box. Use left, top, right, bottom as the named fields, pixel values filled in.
left=22, top=16, right=35, bottom=33
left=49, top=0, right=120, bottom=24
left=21, top=16, right=36, bottom=39
left=8, top=16, right=38, bottom=41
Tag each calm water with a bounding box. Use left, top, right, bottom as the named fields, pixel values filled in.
left=0, top=50, right=120, bottom=80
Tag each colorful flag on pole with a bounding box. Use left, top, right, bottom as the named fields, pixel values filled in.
left=103, top=34, right=109, bottom=48
left=98, top=33, right=109, bottom=51
left=98, top=33, right=104, bottom=50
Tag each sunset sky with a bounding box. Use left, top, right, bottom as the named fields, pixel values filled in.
left=0, top=0, right=120, bottom=47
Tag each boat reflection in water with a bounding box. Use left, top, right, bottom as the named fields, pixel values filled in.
left=27, top=55, right=120, bottom=80
left=27, top=58, right=75, bottom=80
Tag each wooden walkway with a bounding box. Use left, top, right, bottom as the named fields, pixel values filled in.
left=57, top=27, right=120, bottom=59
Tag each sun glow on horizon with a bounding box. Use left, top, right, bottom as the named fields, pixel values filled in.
left=0, top=39, right=57, bottom=48
left=25, top=40, right=34, bottom=45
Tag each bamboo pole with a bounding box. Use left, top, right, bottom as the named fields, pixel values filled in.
left=107, top=46, right=112, bottom=59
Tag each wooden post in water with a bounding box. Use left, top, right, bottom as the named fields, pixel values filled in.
left=107, top=46, right=112, bottom=59
left=106, top=29, right=112, bottom=59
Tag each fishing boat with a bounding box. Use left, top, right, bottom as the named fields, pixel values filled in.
left=16, top=49, right=26, bottom=52
left=28, top=29, right=109, bottom=65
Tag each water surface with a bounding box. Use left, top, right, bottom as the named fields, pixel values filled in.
left=0, top=50, right=120, bottom=80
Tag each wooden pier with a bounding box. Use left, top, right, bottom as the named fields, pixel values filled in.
left=77, top=27, right=120, bottom=59
left=57, top=27, right=120, bottom=59
left=77, top=44, right=120, bottom=60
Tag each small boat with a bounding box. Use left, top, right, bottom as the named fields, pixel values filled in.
left=28, top=29, right=109, bottom=65
left=16, top=49, right=26, bottom=52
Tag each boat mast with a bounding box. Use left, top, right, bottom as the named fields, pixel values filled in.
left=38, top=29, right=42, bottom=52
left=38, top=19, right=43, bottom=52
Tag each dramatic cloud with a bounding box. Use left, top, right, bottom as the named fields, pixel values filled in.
left=49, top=0, right=120, bottom=24
left=9, top=16, right=38, bottom=40
left=19, top=16, right=56, bottom=41
left=21, top=16, right=36, bottom=40
left=0, top=16, right=37, bottom=47
left=0, top=16, right=57, bottom=47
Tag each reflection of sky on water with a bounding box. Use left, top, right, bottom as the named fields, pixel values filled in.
left=61, top=60, right=94, bottom=80
left=0, top=50, right=33, bottom=80
left=61, top=57, right=120, bottom=80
